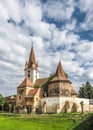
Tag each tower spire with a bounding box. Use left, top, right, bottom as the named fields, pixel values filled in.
left=56, top=61, right=67, bottom=80
left=24, top=45, right=39, bottom=84
left=28, top=45, right=37, bottom=68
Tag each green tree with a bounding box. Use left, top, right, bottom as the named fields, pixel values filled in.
left=12, top=95, right=16, bottom=98
left=42, top=73, right=55, bottom=96
left=79, top=84, right=85, bottom=98
left=35, top=84, right=41, bottom=88
left=0, top=94, right=5, bottom=112
left=8, top=103, right=12, bottom=113
left=79, top=81, right=93, bottom=99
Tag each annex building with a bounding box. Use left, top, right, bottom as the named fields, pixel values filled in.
left=16, top=46, right=93, bottom=114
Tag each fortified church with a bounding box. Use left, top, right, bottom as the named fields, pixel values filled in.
left=16, top=46, right=92, bottom=114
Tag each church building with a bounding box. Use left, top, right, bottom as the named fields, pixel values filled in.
left=16, top=46, right=92, bottom=114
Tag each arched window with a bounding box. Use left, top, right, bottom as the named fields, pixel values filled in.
left=28, top=71, right=30, bottom=77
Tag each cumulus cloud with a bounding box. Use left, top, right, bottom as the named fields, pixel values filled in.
left=81, top=11, right=93, bottom=30
left=43, top=0, right=75, bottom=21
left=0, top=0, right=22, bottom=23
left=78, top=0, right=93, bottom=12
left=78, top=0, right=93, bottom=30
left=62, top=18, right=77, bottom=31
left=75, top=40, right=93, bottom=63
left=0, top=0, right=93, bottom=96
left=22, top=0, right=42, bottom=26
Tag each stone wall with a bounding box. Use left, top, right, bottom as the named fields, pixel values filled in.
left=48, top=81, right=72, bottom=97
left=41, top=97, right=91, bottom=113
left=89, top=105, right=93, bottom=112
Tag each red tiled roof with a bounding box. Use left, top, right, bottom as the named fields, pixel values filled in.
left=27, top=88, right=38, bottom=97
left=56, top=61, right=67, bottom=80
left=34, top=78, right=48, bottom=87
left=51, top=61, right=68, bottom=81
left=71, top=84, right=78, bottom=95
left=18, top=78, right=32, bottom=88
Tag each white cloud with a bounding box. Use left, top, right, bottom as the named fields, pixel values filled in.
left=0, top=2, right=9, bottom=20
left=0, top=0, right=93, bottom=96
left=50, top=29, right=79, bottom=48
left=62, top=18, right=77, bottom=31
left=81, top=11, right=93, bottom=30
left=75, top=40, right=93, bottom=63
left=29, top=21, right=51, bottom=39
left=78, top=0, right=93, bottom=12
left=78, top=0, right=93, bottom=30
left=24, top=0, right=42, bottom=24
left=88, top=72, right=93, bottom=79
left=43, top=0, right=75, bottom=21
left=30, top=36, right=45, bottom=56
left=0, top=0, right=22, bottom=23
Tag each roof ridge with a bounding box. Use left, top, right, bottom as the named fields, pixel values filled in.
left=36, top=77, right=48, bottom=80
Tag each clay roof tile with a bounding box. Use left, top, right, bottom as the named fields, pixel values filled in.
left=27, top=88, right=38, bottom=97
left=56, top=61, right=67, bottom=80
left=34, top=78, right=48, bottom=87
left=18, top=78, right=32, bottom=88
left=71, top=84, right=78, bottom=95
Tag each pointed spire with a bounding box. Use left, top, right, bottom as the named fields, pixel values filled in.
left=56, top=61, right=67, bottom=80
left=28, top=45, right=37, bottom=68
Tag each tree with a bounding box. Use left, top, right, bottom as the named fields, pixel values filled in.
left=85, top=81, right=93, bottom=98
left=42, top=73, right=55, bottom=96
left=8, top=103, right=12, bottom=113
left=79, top=84, right=85, bottom=98
left=0, top=94, right=5, bottom=112
left=79, top=81, right=93, bottom=99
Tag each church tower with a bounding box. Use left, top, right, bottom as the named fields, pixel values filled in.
left=24, top=45, right=39, bottom=84
left=48, top=61, right=77, bottom=97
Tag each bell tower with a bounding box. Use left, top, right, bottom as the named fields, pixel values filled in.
left=24, top=45, right=39, bottom=84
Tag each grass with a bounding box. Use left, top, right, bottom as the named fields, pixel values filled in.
left=73, top=113, right=93, bottom=130
left=0, top=112, right=92, bottom=130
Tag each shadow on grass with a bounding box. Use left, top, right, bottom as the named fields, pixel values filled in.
left=73, top=113, right=93, bottom=130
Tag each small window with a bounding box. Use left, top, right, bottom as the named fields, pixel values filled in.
left=28, top=71, right=30, bottom=73
left=28, top=73, right=30, bottom=77
left=19, top=96, right=21, bottom=100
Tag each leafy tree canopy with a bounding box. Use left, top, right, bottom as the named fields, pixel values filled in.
left=78, top=81, right=93, bottom=99
left=0, top=94, right=5, bottom=106
left=42, top=72, right=55, bottom=96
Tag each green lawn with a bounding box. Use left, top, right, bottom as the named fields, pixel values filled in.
left=0, top=113, right=92, bottom=130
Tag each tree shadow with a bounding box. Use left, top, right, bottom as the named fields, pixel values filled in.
left=73, top=114, right=93, bottom=130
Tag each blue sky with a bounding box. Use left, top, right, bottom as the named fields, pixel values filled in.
left=0, top=0, right=93, bottom=96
